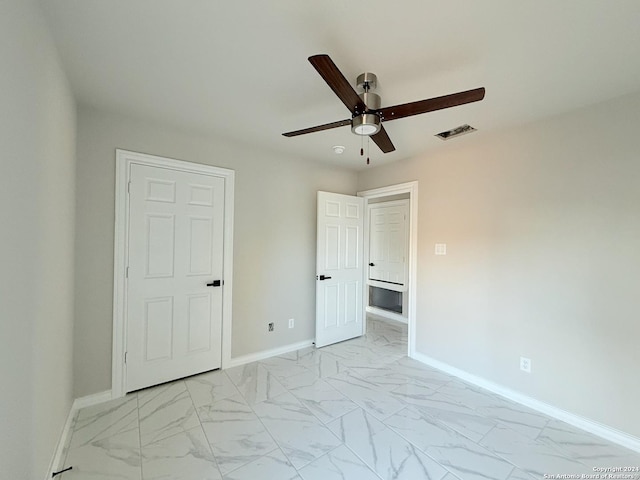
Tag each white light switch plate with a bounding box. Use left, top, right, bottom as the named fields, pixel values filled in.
left=435, top=243, right=447, bottom=255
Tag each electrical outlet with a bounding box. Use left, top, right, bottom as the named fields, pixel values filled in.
left=288, top=318, right=294, bottom=329
left=268, top=322, right=274, bottom=332
left=520, top=356, right=531, bottom=373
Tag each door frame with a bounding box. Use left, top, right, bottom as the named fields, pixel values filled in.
left=112, top=149, right=235, bottom=398
left=358, top=181, right=418, bottom=358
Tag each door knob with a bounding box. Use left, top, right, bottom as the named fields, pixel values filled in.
left=206, top=280, right=223, bottom=287
left=369, top=263, right=375, bottom=267
left=317, top=275, right=332, bottom=281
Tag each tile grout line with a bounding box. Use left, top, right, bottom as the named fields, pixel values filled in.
left=302, top=441, right=386, bottom=480
left=325, top=408, right=387, bottom=480
left=377, top=406, right=461, bottom=480
left=182, top=375, right=224, bottom=478
left=244, top=393, right=296, bottom=474
left=285, top=362, right=360, bottom=427
left=249, top=386, right=342, bottom=472
left=383, top=401, right=538, bottom=480
left=379, top=353, right=536, bottom=480
left=221, top=365, right=300, bottom=475
left=136, top=392, right=143, bottom=480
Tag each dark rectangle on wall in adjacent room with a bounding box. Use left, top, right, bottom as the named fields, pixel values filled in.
left=369, top=286, right=402, bottom=314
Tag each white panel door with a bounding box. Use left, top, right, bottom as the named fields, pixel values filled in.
left=126, top=163, right=224, bottom=392
left=316, top=191, right=364, bottom=348
left=369, top=201, right=409, bottom=286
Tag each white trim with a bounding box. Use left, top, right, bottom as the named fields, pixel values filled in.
left=112, top=149, right=235, bottom=398
left=366, top=305, right=408, bottom=324
left=72, top=390, right=114, bottom=410
left=45, top=390, right=114, bottom=479
left=358, top=181, right=418, bottom=358
left=367, top=199, right=409, bottom=208
left=367, top=279, right=407, bottom=293
left=45, top=403, right=75, bottom=480
left=226, top=339, right=315, bottom=368
left=412, top=351, right=640, bottom=453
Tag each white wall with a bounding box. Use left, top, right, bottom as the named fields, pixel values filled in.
left=0, top=1, right=76, bottom=478
left=358, top=91, right=640, bottom=437
left=74, top=107, right=358, bottom=397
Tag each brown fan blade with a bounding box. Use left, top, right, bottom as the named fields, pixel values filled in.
left=378, top=87, right=485, bottom=122
left=309, top=54, right=366, bottom=114
left=282, top=118, right=351, bottom=137
left=370, top=125, right=395, bottom=153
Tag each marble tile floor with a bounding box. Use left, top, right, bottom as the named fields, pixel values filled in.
left=59, top=317, right=640, bottom=479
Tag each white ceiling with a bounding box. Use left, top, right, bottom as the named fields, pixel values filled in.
left=40, top=0, right=640, bottom=170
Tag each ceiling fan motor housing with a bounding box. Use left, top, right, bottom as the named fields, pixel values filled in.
left=359, top=91, right=381, bottom=110
left=352, top=73, right=382, bottom=135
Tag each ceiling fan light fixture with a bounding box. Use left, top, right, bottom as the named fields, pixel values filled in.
left=351, top=113, right=381, bottom=136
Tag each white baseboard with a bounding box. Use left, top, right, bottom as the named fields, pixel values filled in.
left=227, top=339, right=315, bottom=368
left=411, top=351, right=640, bottom=453
left=72, top=389, right=113, bottom=410
left=366, top=306, right=408, bottom=324
left=44, top=403, right=75, bottom=480
left=46, top=390, right=113, bottom=479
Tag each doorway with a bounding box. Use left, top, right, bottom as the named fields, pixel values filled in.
left=358, top=181, right=418, bottom=358
left=112, top=150, right=235, bottom=398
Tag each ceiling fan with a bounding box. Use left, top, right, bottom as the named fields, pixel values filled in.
left=283, top=54, right=485, bottom=155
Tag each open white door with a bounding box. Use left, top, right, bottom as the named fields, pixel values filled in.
left=316, top=191, right=365, bottom=348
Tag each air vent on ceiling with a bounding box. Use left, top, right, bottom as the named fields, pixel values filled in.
left=436, top=124, right=476, bottom=140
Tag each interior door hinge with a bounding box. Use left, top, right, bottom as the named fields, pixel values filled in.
left=126, top=266, right=129, bottom=278
left=127, top=181, right=131, bottom=194
left=124, top=352, right=127, bottom=364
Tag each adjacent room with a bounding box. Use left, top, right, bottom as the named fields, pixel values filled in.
left=2, top=1, right=640, bottom=479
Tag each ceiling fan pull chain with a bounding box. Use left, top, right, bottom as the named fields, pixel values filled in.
left=366, top=136, right=370, bottom=165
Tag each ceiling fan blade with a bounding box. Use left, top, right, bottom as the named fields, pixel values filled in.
left=282, top=118, right=351, bottom=137
left=308, top=54, right=366, bottom=114
left=378, top=87, right=485, bottom=122
left=370, top=125, right=395, bottom=153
